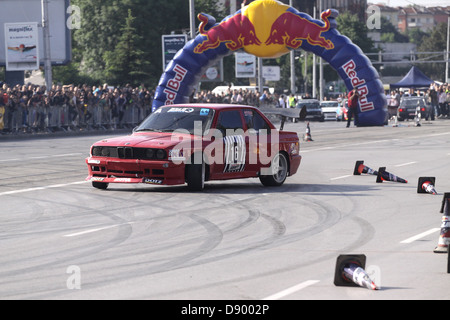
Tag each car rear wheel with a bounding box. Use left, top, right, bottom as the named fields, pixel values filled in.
left=186, top=155, right=205, bottom=191
left=92, top=181, right=108, bottom=190
left=259, top=152, right=288, bottom=187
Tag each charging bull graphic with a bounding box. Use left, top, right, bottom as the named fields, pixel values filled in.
left=194, top=13, right=262, bottom=53
left=153, top=0, right=387, bottom=127
left=265, top=10, right=334, bottom=50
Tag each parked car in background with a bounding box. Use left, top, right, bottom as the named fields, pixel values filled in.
left=397, top=96, right=430, bottom=121
left=320, top=101, right=340, bottom=121
left=295, top=99, right=324, bottom=122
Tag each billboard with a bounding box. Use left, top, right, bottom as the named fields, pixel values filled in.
left=200, top=59, right=224, bottom=82
left=262, top=66, right=280, bottom=82
left=0, top=0, right=72, bottom=68
left=235, top=52, right=256, bottom=78
left=4, top=22, right=39, bottom=71
left=162, top=34, right=188, bottom=71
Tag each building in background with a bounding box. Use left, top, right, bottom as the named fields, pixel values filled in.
left=398, top=6, right=437, bottom=33
left=369, top=3, right=450, bottom=33
left=296, top=0, right=367, bottom=22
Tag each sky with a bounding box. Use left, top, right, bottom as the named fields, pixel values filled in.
left=374, top=0, right=450, bottom=7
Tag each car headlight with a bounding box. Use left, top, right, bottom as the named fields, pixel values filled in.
left=146, top=149, right=155, bottom=159
left=101, top=148, right=110, bottom=157
left=144, top=149, right=166, bottom=160
left=92, top=146, right=102, bottom=157
left=156, top=149, right=166, bottom=160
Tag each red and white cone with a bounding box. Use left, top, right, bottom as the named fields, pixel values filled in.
left=376, top=167, right=408, bottom=184
left=303, top=122, right=313, bottom=142
left=434, top=193, right=450, bottom=254
left=353, top=160, right=378, bottom=176
left=417, top=177, right=437, bottom=195
left=334, top=254, right=378, bottom=290
left=447, top=245, right=450, bottom=273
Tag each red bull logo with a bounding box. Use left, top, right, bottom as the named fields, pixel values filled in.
left=194, top=13, right=261, bottom=54
left=265, top=10, right=334, bottom=50
left=194, top=0, right=334, bottom=58
left=343, top=60, right=375, bottom=113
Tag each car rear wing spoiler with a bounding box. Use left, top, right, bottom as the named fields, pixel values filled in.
left=259, top=106, right=307, bottom=131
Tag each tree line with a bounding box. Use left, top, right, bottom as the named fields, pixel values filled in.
left=53, top=0, right=226, bottom=88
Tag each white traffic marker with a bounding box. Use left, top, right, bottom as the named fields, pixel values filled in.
left=262, top=280, right=320, bottom=300
left=400, top=228, right=441, bottom=244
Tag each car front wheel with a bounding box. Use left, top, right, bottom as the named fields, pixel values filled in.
left=259, top=152, right=289, bottom=187
left=186, top=155, right=205, bottom=191
left=92, top=181, right=108, bottom=190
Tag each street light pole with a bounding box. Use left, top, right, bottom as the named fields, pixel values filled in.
left=41, top=0, right=52, bottom=90
left=319, top=0, right=324, bottom=100
left=290, top=0, right=296, bottom=94
left=189, top=0, right=195, bottom=40
left=446, top=16, right=449, bottom=83
left=312, top=6, right=317, bottom=98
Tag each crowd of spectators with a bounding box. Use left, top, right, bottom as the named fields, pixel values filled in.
left=431, top=83, right=450, bottom=118
left=0, top=82, right=155, bottom=134
left=192, top=87, right=264, bottom=107
left=1, top=80, right=449, bottom=135
left=0, top=84, right=287, bottom=135
left=386, top=83, right=450, bottom=119
left=191, top=87, right=314, bottom=108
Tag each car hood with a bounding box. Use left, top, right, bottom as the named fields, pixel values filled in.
left=93, top=132, right=200, bottom=149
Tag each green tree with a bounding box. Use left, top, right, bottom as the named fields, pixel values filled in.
left=104, top=9, right=149, bottom=86
left=336, top=12, right=375, bottom=54
left=408, top=28, right=429, bottom=45
left=54, top=0, right=126, bottom=85
left=379, top=16, right=409, bottom=43
left=74, top=0, right=126, bottom=80
left=54, top=0, right=225, bottom=87
left=417, top=23, right=448, bottom=81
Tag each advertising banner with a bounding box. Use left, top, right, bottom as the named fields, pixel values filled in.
left=235, top=52, right=256, bottom=78
left=263, top=66, right=280, bottom=82
left=162, top=34, right=188, bottom=71
left=4, top=22, right=39, bottom=71
left=200, top=59, right=223, bottom=82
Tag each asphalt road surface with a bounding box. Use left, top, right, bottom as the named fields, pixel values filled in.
left=0, top=118, right=449, bottom=300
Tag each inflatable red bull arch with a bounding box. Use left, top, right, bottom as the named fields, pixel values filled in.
left=153, top=0, right=387, bottom=126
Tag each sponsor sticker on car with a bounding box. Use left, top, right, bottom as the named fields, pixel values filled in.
left=143, top=178, right=163, bottom=185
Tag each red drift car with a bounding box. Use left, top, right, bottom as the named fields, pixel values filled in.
left=86, top=104, right=304, bottom=191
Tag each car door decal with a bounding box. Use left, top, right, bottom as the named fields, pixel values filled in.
left=223, top=135, right=246, bottom=173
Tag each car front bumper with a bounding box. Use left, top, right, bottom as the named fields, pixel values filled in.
left=86, top=157, right=186, bottom=186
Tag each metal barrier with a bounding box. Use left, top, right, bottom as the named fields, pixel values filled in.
left=1, top=102, right=153, bottom=134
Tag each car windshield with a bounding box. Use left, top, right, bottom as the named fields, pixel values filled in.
left=297, top=103, right=320, bottom=109
left=321, top=102, right=338, bottom=108
left=402, top=99, right=424, bottom=107
left=135, top=106, right=215, bottom=135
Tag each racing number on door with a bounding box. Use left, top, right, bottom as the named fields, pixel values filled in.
left=224, top=135, right=246, bottom=173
